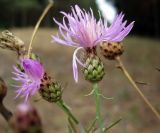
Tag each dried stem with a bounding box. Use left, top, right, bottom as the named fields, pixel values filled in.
left=0, top=102, right=12, bottom=122
left=116, top=56, right=160, bottom=121
left=27, top=0, right=54, bottom=57
left=0, top=77, right=12, bottom=121
left=103, top=118, right=122, bottom=132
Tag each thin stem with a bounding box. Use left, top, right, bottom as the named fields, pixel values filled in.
left=86, top=118, right=97, bottom=133
left=116, top=56, right=160, bottom=121
left=103, top=118, right=122, bottom=132
left=93, top=83, right=104, bottom=132
left=68, top=117, right=77, bottom=133
left=57, top=100, right=79, bottom=125
left=0, top=77, right=12, bottom=122
left=27, top=0, right=54, bottom=57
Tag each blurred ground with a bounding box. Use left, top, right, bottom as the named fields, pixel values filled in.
left=0, top=28, right=160, bottom=133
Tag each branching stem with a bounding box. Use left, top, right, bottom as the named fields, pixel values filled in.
left=57, top=100, right=79, bottom=125
left=116, top=56, right=160, bottom=121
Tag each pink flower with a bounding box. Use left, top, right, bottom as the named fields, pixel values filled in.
left=52, top=5, right=134, bottom=82
left=101, top=13, right=134, bottom=42
left=13, top=58, right=44, bottom=102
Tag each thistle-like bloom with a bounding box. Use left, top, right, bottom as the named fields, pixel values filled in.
left=52, top=5, right=134, bottom=82
left=13, top=58, right=44, bottom=102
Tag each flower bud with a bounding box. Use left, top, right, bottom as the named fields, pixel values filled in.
left=0, top=30, right=26, bottom=56
left=16, top=53, right=41, bottom=74
left=100, top=42, right=124, bottom=60
left=9, top=104, right=42, bottom=133
left=83, top=54, right=105, bottom=83
left=39, top=73, right=62, bottom=103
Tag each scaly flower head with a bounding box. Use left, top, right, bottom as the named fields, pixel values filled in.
left=13, top=58, right=44, bottom=102
left=52, top=5, right=134, bottom=82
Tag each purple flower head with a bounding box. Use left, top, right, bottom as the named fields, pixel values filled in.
left=13, top=58, right=44, bottom=102
left=52, top=5, right=105, bottom=48
left=101, top=13, right=134, bottom=42
left=52, top=5, right=134, bottom=82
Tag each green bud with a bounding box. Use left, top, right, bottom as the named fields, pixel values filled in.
left=39, top=81, right=62, bottom=103
left=88, top=65, right=94, bottom=73
left=97, top=65, right=103, bottom=74
left=93, top=70, right=98, bottom=77
left=92, top=59, right=99, bottom=67
left=83, top=54, right=105, bottom=83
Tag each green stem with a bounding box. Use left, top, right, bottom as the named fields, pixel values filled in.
left=93, top=83, right=103, bottom=132
left=57, top=100, right=79, bottom=125
left=68, top=117, right=77, bottom=133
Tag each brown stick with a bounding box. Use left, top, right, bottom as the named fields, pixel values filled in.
left=116, top=56, right=160, bottom=121
left=27, top=0, right=54, bottom=57
left=0, top=102, right=12, bottom=121
left=0, top=77, right=12, bottom=121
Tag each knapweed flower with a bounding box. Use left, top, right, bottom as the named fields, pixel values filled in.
left=52, top=5, right=134, bottom=82
left=12, top=58, right=44, bottom=102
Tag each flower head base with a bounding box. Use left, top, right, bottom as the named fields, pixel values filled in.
left=39, top=73, right=62, bottom=103
left=13, top=58, right=45, bottom=102
left=100, top=42, right=124, bottom=60
left=83, top=54, right=105, bottom=83
left=0, top=30, right=26, bottom=56
left=52, top=5, right=134, bottom=82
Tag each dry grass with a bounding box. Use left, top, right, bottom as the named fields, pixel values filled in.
left=0, top=28, right=160, bottom=133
